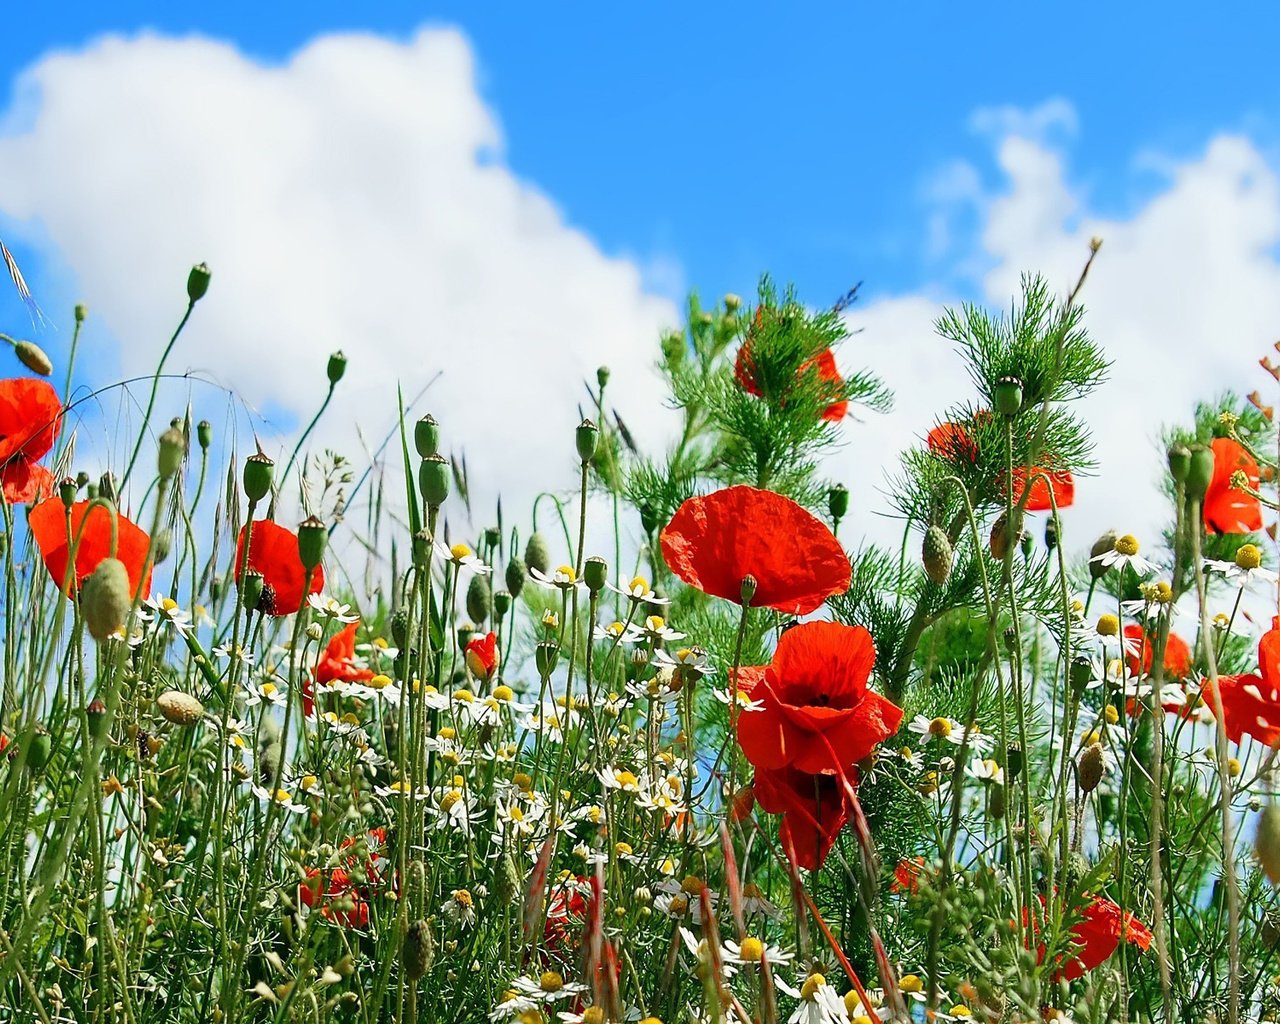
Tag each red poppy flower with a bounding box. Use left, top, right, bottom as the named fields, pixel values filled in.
left=0, top=378, right=60, bottom=504
left=1123, top=624, right=1191, bottom=681
left=235, top=519, right=325, bottom=616
left=1007, top=466, right=1075, bottom=511
left=315, top=621, right=373, bottom=685
left=753, top=764, right=851, bottom=871
left=465, top=631, right=500, bottom=681
left=733, top=308, right=847, bottom=423
left=298, top=866, right=370, bottom=929
left=926, top=421, right=979, bottom=463
left=1199, top=615, right=1280, bottom=745
left=891, top=856, right=925, bottom=895
left=660, top=486, right=850, bottom=615
left=736, top=621, right=903, bottom=775
left=28, top=497, right=153, bottom=599
left=1056, top=895, right=1152, bottom=981
left=1204, top=436, right=1262, bottom=534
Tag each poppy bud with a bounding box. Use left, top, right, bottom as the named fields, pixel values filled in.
left=576, top=418, right=599, bottom=464
left=153, top=529, right=172, bottom=564
left=639, top=502, right=660, bottom=537
left=239, top=570, right=265, bottom=612
left=465, top=574, right=491, bottom=625
left=390, top=609, right=413, bottom=648
left=535, top=641, right=559, bottom=677
left=157, top=690, right=204, bottom=726
left=85, top=483, right=98, bottom=499
left=187, top=263, right=211, bottom=304
left=456, top=623, right=474, bottom=653
left=994, top=376, right=1023, bottom=417
left=403, top=919, right=434, bottom=980
left=1186, top=444, right=1215, bottom=500
left=1257, top=804, right=1280, bottom=885
left=827, top=484, right=849, bottom=522
left=414, top=415, right=440, bottom=458
left=989, top=511, right=1022, bottom=560
left=197, top=420, right=213, bottom=451
left=597, top=366, right=610, bottom=390
left=1044, top=517, right=1059, bottom=550
left=243, top=453, right=274, bottom=502
left=483, top=526, right=501, bottom=551
left=158, top=426, right=186, bottom=479
left=1078, top=742, right=1105, bottom=794
left=15, top=340, right=52, bottom=376
left=584, top=556, right=608, bottom=594
left=326, top=350, right=346, bottom=385
left=75, top=303, right=87, bottom=323
left=922, top=525, right=953, bottom=585
left=98, top=472, right=116, bottom=503
left=210, top=575, right=223, bottom=600
left=297, top=516, right=327, bottom=573
left=494, top=590, right=512, bottom=617
left=989, top=783, right=1006, bottom=820
left=81, top=557, right=132, bottom=642
left=59, top=476, right=77, bottom=508
left=505, top=556, right=526, bottom=597
left=1089, top=529, right=1117, bottom=580
left=1006, top=742, right=1023, bottom=781
left=1167, top=444, right=1191, bottom=483
left=419, top=454, right=450, bottom=508
left=1020, top=530, right=1033, bottom=559
left=86, top=698, right=108, bottom=739
left=24, top=730, right=51, bottom=771
left=524, top=533, right=550, bottom=576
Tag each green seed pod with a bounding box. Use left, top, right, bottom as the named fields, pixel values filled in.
left=465, top=574, right=491, bottom=625
left=535, top=641, right=559, bottom=677
left=1187, top=444, right=1215, bottom=501
left=157, top=690, right=204, bottom=726
left=59, top=476, right=77, bottom=508
left=1003, top=625, right=1018, bottom=654
left=210, top=574, right=224, bottom=601
left=1078, top=742, right=1106, bottom=794
left=414, top=415, right=440, bottom=458
left=187, top=263, right=211, bottom=304
left=993, top=375, right=1023, bottom=417
left=827, top=484, right=849, bottom=522
left=1257, top=804, right=1280, bottom=885
left=584, top=556, right=608, bottom=594
left=390, top=609, right=413, bottom=648
left=297, top=516, right=327, bottom=573
left=243, top=453, right=274, bottom=502
left=1089, top=529, right=1117, bottom=580
left=922, top=525, right=953, bottom=585
left=412, top=529, right=432, bottom=568
left=493, top=590, right=512, bottom=617
left=575, top=418, right=599, bottom=463
left=81, top=557, right=132, bottom=642
left=15, top=340, right=52, bottom=376
left=596, top=366, right=610, bottom=390
left=504, top=556, right=526, bottom=597
left=75, top=303, right=88, bottom=323
left=24, top=731, right=51, bottom=771
left=419, top=454, right=450, bottom=507
left=1167, top=444, right=1191, bottom=484
left=524, top=533, right=550, bottom=576
left=158, top=426, right=186, bottom=479
left=1069, top=655, right=1093, bottom=697
left=238, top=570, right=265, bottom=612
left=403, top=919, right=434, bottom=980
left=326, top=350, right=347, bottom=385
left=197, top=420, right=213, bottom=450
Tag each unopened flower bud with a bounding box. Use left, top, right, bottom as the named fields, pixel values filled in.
left=1044, top=517, right=1059, bottom=550
left=1186, top=444, right=1214, bottom=501
left=158, top=427, right=186, bottom=479
left=243, top=453, right=274, bottom=502
left=584, top=556, right=608, bottom=594
left=524, top=534, right=550, bottom=575
left=989, top=511, right=1022, bottom=560
left=74, top=303, right=88, bottom=323
left=403, top=919, right=434, bottom=980
left=827, top=484, right=849, bottom=522
left=575, top=418, right=599, bottom=464
left=414, top=415, right=440, bottom=458
left=419, top=454, right=450, bottom=507
left=24, top=730, right=51, bottom=771
left=157, top=690, right=204, bottom=726
left=1078, top=742, right=1106, bottom=794
left=326, top=350, right=346, bottom=385
left=15, top=340, right=52, bottom=376
left=922, top=525, right=953, bottom=585
left=661, top=331, right=685, bottom=366
left=1258, top=804, right=1280, bottom=885
left=466, top=574, right=491, bottom=625
left=81, top=557, right=132, bottom=641
left=297, top=516, right=327, bottom=573
left=187, top=263, right=211, bottom=304
left=1089, top=530, right=1117, bottom=581
left=505, top=556, right=526, bottom=597
left=596, top=366, right=610, bottom=390
left=153, top=528, right=172, bottom=564
left=989, top=782, right=1007, bottom=820
left=994, top=375, right=1023, bottom=417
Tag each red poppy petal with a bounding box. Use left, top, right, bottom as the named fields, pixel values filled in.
left=2, top=459, right=53, bottom=504
left=28, top=498, right=153, bottom=599
left=236, top=519, right=325, bottom=615
left=736, top=696, right=795, bottom=771
left=0, top=378, right=60, bottom=464
left=769, top=621, right=875, bottom=703
left=1203, top=437, right=1263, bottom=534
left=1008, top=466, right=1075, bottom=511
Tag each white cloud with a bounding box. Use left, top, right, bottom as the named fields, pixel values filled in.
left=0, top=28, right=678, bottom=554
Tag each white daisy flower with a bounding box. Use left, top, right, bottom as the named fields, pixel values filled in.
left=442, top=889, right=477, bottom=928
left=306, top=593, right=360, bottom=622
left=606, top=575, right=670, bottom=605
left=510, top=971, right=588, bottom=1005
left=1205, top=543, right=1279, bottom=589
left=435, top=541, right=493, bottom=575
left=529, top=564, right=584, bottom=592
left=650, top=646, right=713, bottom=677
left=639, top=615, right=685, bottom=643
left=1090, top=533, right=1160, bottom=576
left=244, top=679, right=287, bottom=708
left=250, top=785, right=306, bottom=814
left=965, top=757, right=1004, bottom=784
left=593, top=620, right=642, bottom=644
left=721, top=935, right=793, bottom=967
left=142, top=595, right=194, bottom=635
left=780, top=972, right=850, bottom=1024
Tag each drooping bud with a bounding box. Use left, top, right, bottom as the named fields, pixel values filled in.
left=414, top=415, right=440, bottom=458
left=827, top=484, right=849, bottom=522
left=575, top=418, right=599, bottom=464
left=297, top=516, right=327, bottom=574
left=1167, top=444, right=1191, bottom=484
left=465, top=574, right=491, bottom=625
left=158, top=426, right=186, bottom=479
left=1089, top=529, right=1118, bottom=580
left=1186, top=444, right=1215, bottom=501
left=157, top=690, right=204, bottom=726
left=505, top=556, right=526, bottom=597
left=1020, top=530, right=1034, bottom=559
left=403, top=919, right=434, bottom=980
left=390, top=609, right=413, bottom=648
left=243, top=453, right=274, bottom=502
left=152, top=529, right=172, bottom=564
left=326, top=350, right=347, bottom=385
left=186, top=263, right=211, bottom=304
left=524, top=533, right=550, bottom=576
left=1256, top=804, right=1280, bottom=885
left=14, top=340, right=52, bottom=376
left=922, top=525, right=953, bottom=585
left=483, top=526, right=501, bottom=550
left=418, top=454, right=450, bottom=507
left=584, top=556, right=608, bottom=594
left=535, top=641, right=559, bottom=677
left=989, top=783, right=1006, bottom=820
left=1078, top=742, right=1106, bottom=794
left=993, top=375, right=1023, bottom=417
left=81, top=557, right=132, bottom=641
left=1044, top=517, right=1059, bottom=551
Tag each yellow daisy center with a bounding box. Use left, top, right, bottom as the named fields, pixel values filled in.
left=452, top=688, right=475, bottom=703
left=453, top=889, right=472, bottom=907
left=438, top=726, right=456, bottom=741
left=1096, top=613, right=1120, bottom=637
left=738, top=936, right=764, bottom=962
left=928, top=717, right=952, bottom=738
left=556, top=565, right=576, bottom=581
left=899, top=974, right=924, bottom=994
left=493, top=684, right=514, bottom=701
left=440, top=790, right=463, bottom=812
left=300, top=774, right=318, bottom=791
left=629, top=576, right=649, bottom=593
left=615, top=770, right=638, bottom=788
left=1104, top=705, right=1120, bottom=725
left=368, top=674, right=392, bottom=690
left=1236, top=544, right=1263, bottom=570
left=800, top=973, right=826, bottom=1001
left=1114, top=534, right=1140, bottom=557
left=679, top=875, right=705, bottom=895
left=449, top=543, right=472, bottom=560
left=646, top=616, right=665, bottom=631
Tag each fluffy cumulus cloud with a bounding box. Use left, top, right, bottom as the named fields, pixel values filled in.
left=0, top=28, right=678, bottom=546
left=838, top=100, right=1280, bottom=556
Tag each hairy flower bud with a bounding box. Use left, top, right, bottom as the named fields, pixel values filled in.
left=157, top=690, right=204, bottom=726
left=1043, top=517, right=1059, bottom=551
left=1078, top=742, right=1106, bottom=794
left=14, top=340, right=52, bottom=376
left=24, top=730, right=51, bottom=771
left=403, top=919, right=434, bottom=980
left=524, top=533, right=550, bottom=576
left=187, top=262, right=211, bottom=304
left=504, top=556, right=526, bottom=597
left=466, top=574, right=491, bottom=625
left=419, top=454, right=450, bottom=507
left=922, top=525, right=953, bottom=585
left=81, top=557, right=132, bottom=642
left=158, top=427, right=186, bottom=480
left=989, top=511, right=1022, bottom=560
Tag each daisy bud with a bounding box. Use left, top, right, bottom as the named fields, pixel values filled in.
left=297, top=516, right=327, bottom=573
left=524, top=533, right=551, bottom=576
left=535, top=641, right=559, bottom=677
left=465, top=574, right=491, bottom=625
left=1088, top=529, right=1117, bottom=580
left=197, top=420, right=213, bottom=451
left=402, top=919, right=434, bottom=980
left=419, top=454, right=450, bottom=507
left=740, top=574, right=758, bottom=604
left=1044, top=517, right=1059, bottom=550
left=1257, top=804, right=1280, bottom=885
left=584, top=556, right=608, bottom=594
left=412, top=529, right=432, bottom=568
left=158, top=426, right=186, bottom=480
left=238, top=570, right=265, bottom=612
left=1167, top=444, right=1191, bottom=483
left=59, top=476, right=77, bottom=508
left=1077, top=742, right=1105, bottom=794
left=575, top=418, right=599, bottom=463
left=661, top=330, right=685, bottom=366
left=24, top=730, right=52, bottom=771
left=504, top=556, right=526, bottom=597
left=724, top=292, right=742, bottom=312
left=597, top=366, right=610, bottom=390
left=494, top=590, right=512, bottom=617
left=157, top=690, right=204, bottom=726
left=75, top=303, right=87, bottom=323
left=922, top=525, right=953, bottom=585
left=994, top=375, right=1023, bottom=417
left=243, top=453, right=274, bottom=502
left=15, top=340, right=52, bottom=376
left=827, top=484, right=849, bottom=521
left=414, top=415, right=440, bottom=458
left=326, top=350, right=346, bottom=385
left=186, top=262, right=211, bottom=304
left=1186, top=444, right=1215, bottom=500
left=81, top=557, right=132, bottom=642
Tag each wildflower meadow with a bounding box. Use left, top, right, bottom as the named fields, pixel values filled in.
left=0, top=241, right=1278, bottom=1024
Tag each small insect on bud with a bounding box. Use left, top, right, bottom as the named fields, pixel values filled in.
left=994, top=375, right=1024, bottom=417
left=197, top=420, right=213, bottom=451
left=81, top=558, right=132, bottom=642
left=524, top=533, right=550, bottom=576
left=922, top=525, right=953, bottom=585
left=419, top=454, right=450, bottom=507
left=575, top=418, right=599, bottom=464
left=1077, top=742, right=1106, bottom=794
left=1089, top=529, right=1118, bottom=581
left=466, top=574, right=491, bottom=625
left=1257, top=804, right=1280, bottom=885
left=157, top=690, right=204, bottom=726
left=505, top=556, right=526, bottom=597
left=158, top=426, right=186, bottom=480
left=59, top=476, right=78, bottom=508
left=740, top=574, right=758, bottom=605
left=15, top=340, right=53, bottom=376
left=1186, top=444, right=1215, bottom=501
left=414, top=415, right=440, bottom=458
left=243, top=453, right=274, bottom=503
left=238, top=570, right=265, bottom=612
left=1167, top=444, right=1191, bottom=484
left=403, top=919, right=434, bottom=980
left=596, top=366, right=611, bottom=390
left=326, top=350, right=347, bottom=385
left=535, top=641, right=559, bottom=677
left=75, top=303, right=88, bottom=323
left=297, top=516, right=327, bottom=574
left=827, top=484, right=849, bottom=522
left=187, top=262, right=211, bottom=304
left=584, top=556, right=608, bottom=594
